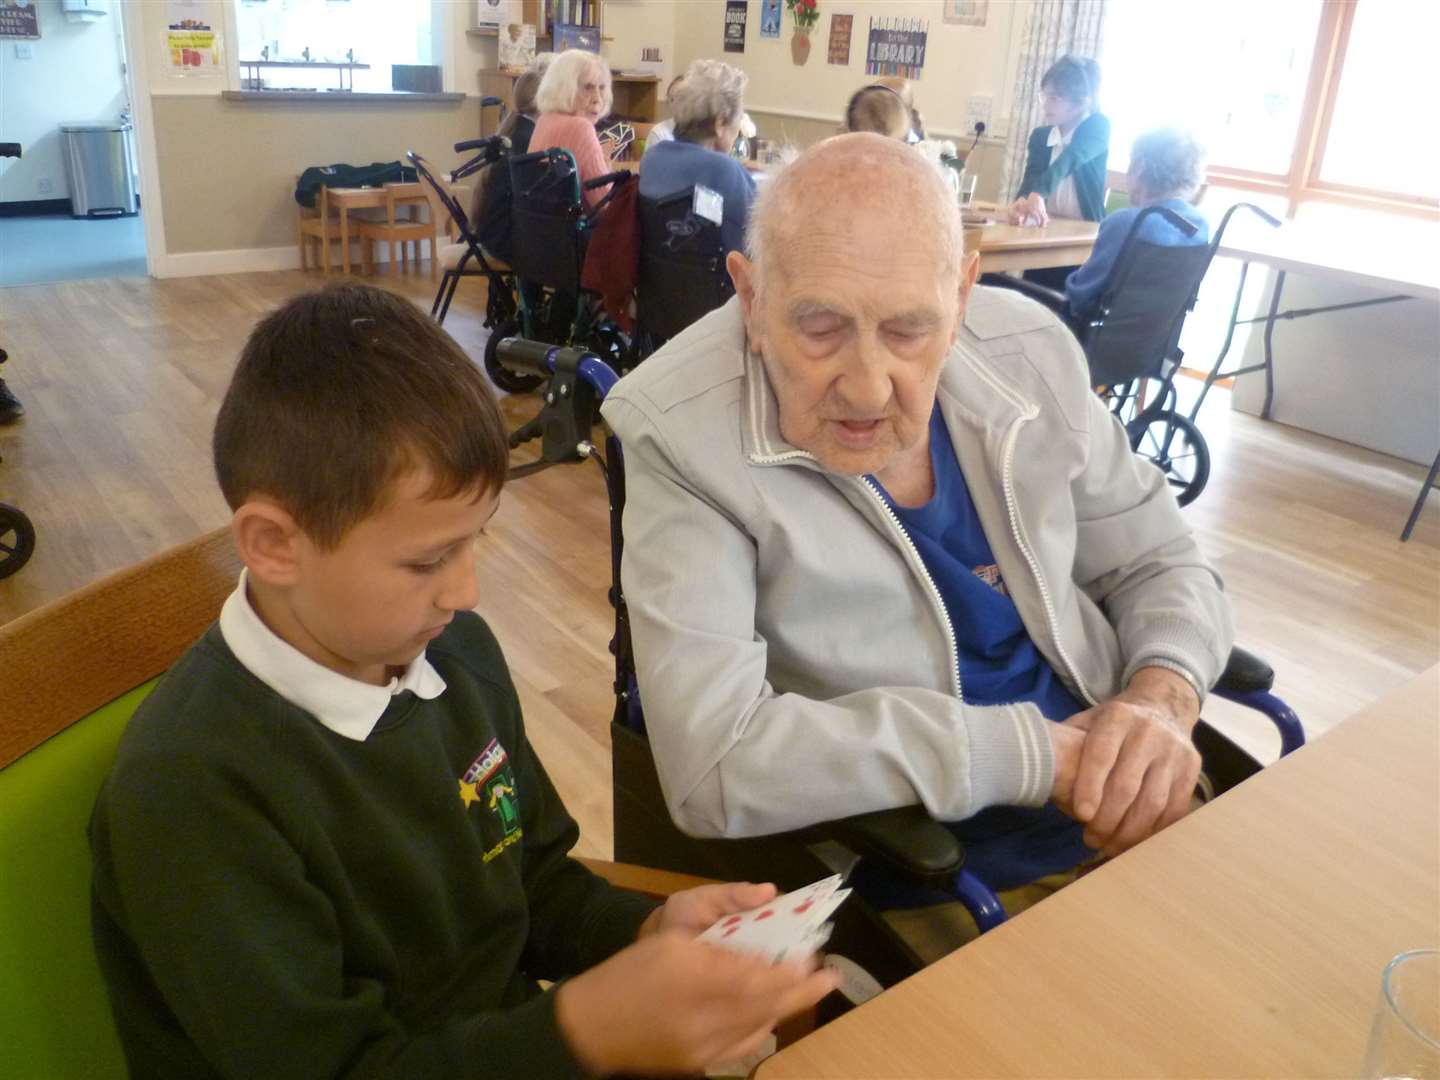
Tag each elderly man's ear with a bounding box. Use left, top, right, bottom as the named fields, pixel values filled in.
left=727, top=250, right=758, bottom=333
left=952, top=249, right=981, bottom=342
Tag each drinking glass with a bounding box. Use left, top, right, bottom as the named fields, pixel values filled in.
left=1364, top=949, right=1440, bottom=1079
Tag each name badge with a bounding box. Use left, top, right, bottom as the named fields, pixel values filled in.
left=693, top=185, right=724, bottom=227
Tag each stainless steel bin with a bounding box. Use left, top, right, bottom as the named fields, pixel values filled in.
left=59, top=123, right=138, bottom=218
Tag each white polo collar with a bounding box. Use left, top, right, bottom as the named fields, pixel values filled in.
left=1046, top=115, right=1089, bottom=150
left=218, top=569, right=447, bottom=741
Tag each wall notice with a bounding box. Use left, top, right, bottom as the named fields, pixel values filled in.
left=864, top=16, right=927, bottom=79
left=724, top=0, right=747, bottom=53
left=827, top=13, right=852, bottom=65
left=0, top=1, right=40, bottom=40
left=166, top=0, right=220, bottom=72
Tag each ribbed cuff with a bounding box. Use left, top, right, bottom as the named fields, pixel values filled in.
left=1130, top=657, right=1206, bottom=707
left=1120, top=615, right=1223, bottom=699
left=964, top=701, right=1054, bottom=813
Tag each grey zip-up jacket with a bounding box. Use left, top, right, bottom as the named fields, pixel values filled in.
left=601, top=287, right=1233, bottom=840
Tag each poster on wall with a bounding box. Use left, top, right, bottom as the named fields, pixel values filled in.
left=724, top=0, right=747, bottom=53
left=759, top=0, right=781, bottom=39
left=942, top=0, right=987, bottom=27
left=0, top=1, right=40, bottom=40
left=166, top=0, right=221, bottom=73
left=827, top=13, right=852, bottom=65
left=865, top=16, right=927, bottom=79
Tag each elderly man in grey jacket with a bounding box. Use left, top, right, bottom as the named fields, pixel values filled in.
left=601, top=134, right=1233, bottom=927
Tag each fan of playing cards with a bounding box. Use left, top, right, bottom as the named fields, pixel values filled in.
left=698, top=874, right=851, bottom=965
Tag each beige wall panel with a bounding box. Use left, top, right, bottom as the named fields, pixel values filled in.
left=151, top=96, right=479, bottom=253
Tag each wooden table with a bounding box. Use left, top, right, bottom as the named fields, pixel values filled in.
left=758, top=666, right=1440, bottom=1078
left=969, top=217, right=1099, bottom=273
left=325, top=182, right=465, bottom=275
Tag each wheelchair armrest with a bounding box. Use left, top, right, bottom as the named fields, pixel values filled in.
left=816, top=805, right=964, bottom=890
left=585, top=170, right=634, bottom=191
left=983, top=274, right=1068, bottom=313
left=1214, top=645, right=1275, bottom=694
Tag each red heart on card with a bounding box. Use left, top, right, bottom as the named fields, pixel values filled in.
left=722, top=915, right=742, bottom=927
left=754, top=909, right=775, bottom=921
left=794, top=900, right=813, bottom=914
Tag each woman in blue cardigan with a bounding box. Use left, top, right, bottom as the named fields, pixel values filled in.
left=1009, top=55, right=1110, bottom=227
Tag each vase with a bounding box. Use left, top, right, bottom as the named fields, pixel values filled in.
left=790, top=27, right=811, bottom=65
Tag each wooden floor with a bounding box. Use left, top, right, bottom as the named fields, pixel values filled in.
left=1, top=267, right=1436, bottom=859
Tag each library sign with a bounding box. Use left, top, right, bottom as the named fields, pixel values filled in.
left=0, top=2, right=40, bottom=40
left=864, top=16, right=928, bottom=80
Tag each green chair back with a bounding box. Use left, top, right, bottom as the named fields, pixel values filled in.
left=0, top=529, right=239, bottom=1080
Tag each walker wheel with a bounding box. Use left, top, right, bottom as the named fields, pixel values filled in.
left=0, top=502, right=36, bottom=579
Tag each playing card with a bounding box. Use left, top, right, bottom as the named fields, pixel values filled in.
left=699, top=874, right=850, bottom=963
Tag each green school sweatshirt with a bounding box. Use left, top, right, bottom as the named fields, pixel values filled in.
left=89, top=611, right=657, bottom=1079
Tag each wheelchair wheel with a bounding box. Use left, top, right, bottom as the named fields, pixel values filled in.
left=586, top=322, right=631, bottom=375
left=0, top=502, right=36, bottom=580
left=1126, top=409, right=1210, bottom=507
left=483, top=319, right=545, bottom=395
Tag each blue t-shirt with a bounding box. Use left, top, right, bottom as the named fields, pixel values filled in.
left=638, top=138, right=756, bottom=262
left=872, top=407, right=1093, bottom=891
left=1065, top=197, right=1209, bottom=317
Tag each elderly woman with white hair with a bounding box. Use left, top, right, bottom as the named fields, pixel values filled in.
left=639, top=58, right=757, bottom=263
left=1063, top=127, right=1209, bottom=317
left=530, top=49, right=616, bottom=209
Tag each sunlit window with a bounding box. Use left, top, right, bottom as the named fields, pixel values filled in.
left=1101, top=0, right=1321, bottom=175
left=235, top=0, right=436, bottom=95
left=1318, top=0, right=1440, bottom=200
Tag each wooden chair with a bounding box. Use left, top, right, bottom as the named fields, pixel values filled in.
left=357, top=183, right=441, bottom=278
left=296, top=183, right=354, bottom=274
left=0, top=528, right=726, bottom=1078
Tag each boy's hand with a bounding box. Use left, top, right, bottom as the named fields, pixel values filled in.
left=554, top=932, right=840, bottom=1076
left=639, top=881, right=778, bottom=939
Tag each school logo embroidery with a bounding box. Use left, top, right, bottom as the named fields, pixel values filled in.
left=973, top=563, right=1009, bottom=596
left=458, top=738, right=523, bottom=861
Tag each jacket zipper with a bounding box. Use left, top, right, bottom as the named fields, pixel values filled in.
left=858, top=476, right=963, bottom=702
left=998, top=416, right=1097, bottom=707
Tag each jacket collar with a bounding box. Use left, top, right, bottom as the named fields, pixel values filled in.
left=739, top=292, right=1036, bottom=469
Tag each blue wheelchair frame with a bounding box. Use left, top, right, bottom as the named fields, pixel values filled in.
left=496, top=338, right=1306, bottom=941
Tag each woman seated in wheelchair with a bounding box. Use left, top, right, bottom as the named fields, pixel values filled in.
left=1064, top=127, right=1210, bottom=319
left=639, top=58, right=757, bottom=265
left=532, top=49, right=620, bottom=210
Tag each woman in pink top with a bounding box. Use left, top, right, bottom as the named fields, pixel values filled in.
left=530, top=50, right=616, bottom=209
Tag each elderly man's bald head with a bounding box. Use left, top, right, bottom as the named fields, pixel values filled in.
left=745, top=133, right=964, bottom=286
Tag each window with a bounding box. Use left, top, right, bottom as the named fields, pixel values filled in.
left=1103, top=0, right=1439, bottom=218
left=1103, top=0, right=1321, bottom=178
left=1315, top=0, right=1439, bottom=200
left=235, top=0, right=438, bottom=95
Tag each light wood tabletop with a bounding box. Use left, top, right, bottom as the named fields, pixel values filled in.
left=322, top=181, right=467, bottom=275
left=758, top=665, right=1440, bottom=1079
left=969, top=216, right=1099, bottom=274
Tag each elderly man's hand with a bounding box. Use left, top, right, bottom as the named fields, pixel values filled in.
left=1057, top=667, right=1203, bottom=856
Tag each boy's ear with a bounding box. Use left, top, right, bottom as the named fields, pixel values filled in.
left=232, top=501, right=305, bottom=587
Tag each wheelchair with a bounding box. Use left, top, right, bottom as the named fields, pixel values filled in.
left=989, top=202, right=1280, bottom=507
left=494, top=336, right=1306, bottom=987
left=407, top=141, right=537, bottom=394
left=630, top=188, right=736, bottom=364
left=507, top=148, right=634, bottom=382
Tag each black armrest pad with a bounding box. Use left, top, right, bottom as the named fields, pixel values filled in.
left=1214, top=645, right=1275, bottom=694
left=981, top=273, right=1068, bottom=312
left=818, top=805, right=963, bottom=888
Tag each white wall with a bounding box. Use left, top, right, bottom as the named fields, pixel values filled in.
left=0, top=0, right=128, bottom=204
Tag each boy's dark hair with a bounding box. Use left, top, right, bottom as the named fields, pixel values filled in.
left=214, top=284, right=509, bottom=549
left=1041, top=55, right=1101, bottom=109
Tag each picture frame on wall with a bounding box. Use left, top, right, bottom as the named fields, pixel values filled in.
left=942, top=0, right=987, bottom=27
left=0, top=0, right=40, bottom=39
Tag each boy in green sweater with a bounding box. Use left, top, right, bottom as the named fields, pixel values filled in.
left=88, top=284, right=836, bottom=1079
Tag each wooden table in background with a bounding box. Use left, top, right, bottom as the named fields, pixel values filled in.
left=758, top=666, right=1440, bottom=1079
left=970, top=216, right=1098, bottom=273
left=325, top=181, right=466, bottom=275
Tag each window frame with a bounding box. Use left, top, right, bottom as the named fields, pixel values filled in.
left=1203, top=0, right=1438, bottom=220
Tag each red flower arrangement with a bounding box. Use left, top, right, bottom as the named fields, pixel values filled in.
left=785, top=0, right=820, bottom=31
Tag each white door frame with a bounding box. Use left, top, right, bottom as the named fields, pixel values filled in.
left=119, top=0, right=168, bottom=277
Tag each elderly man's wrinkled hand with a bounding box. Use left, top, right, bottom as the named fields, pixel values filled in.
left=1059, top=667, right=1203, bottom=856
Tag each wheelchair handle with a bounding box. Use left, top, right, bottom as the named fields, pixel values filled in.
left=495, top=338, right=619, bottom=399
left=454, top=135, right=510, bottom=155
